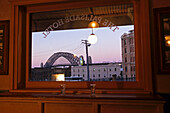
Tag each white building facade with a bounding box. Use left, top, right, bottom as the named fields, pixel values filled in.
left=71, top=63, right=122, bottom=81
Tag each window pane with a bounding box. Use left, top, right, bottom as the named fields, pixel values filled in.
left=30, top=4, right=136, bottom=81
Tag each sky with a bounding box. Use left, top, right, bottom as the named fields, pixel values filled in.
left=32, top=25, right=134, bottom=68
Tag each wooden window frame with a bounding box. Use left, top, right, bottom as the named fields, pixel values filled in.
left=9, top=0, right=153, bottom=93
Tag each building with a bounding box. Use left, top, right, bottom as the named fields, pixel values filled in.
left=71, top=63, right=122, bottom=81
left=121, top=30, right=136, bottom=80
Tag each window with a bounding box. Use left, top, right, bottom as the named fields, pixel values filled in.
left=130, top=47, right=134, bottom=52
left=124, top=39, right=126, bottom=45
left=125, top=66, right=127, bottom=72
left=125, top=48, right=127, bottom=53
left=125, top=57, right=127, bottom=62
left=131, top=66, right=133, bottom=71
left=30, top=4, right=135, bottom=82
left=11, top=0, right=153, bottom=91
left=30, top=4, right=137, bottom=84
left=98, top=74, right=100, bottom=77
left=129, top=38, right=133, bottom=44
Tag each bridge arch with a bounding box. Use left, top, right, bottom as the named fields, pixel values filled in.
left=44, top=52, right=79, bottom=67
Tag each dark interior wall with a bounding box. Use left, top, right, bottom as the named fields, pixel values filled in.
left=152, top=0, right=170, bottom=113
left=152, top=0, right=170, bottom=94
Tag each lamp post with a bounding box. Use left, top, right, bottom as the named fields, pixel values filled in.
left=82, top=40, right=91, bottom=81
left=82, top=21, right=98, bottom=81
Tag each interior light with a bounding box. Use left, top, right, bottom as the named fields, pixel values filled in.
left=168, top=40, right=170, bottom=45
left=165, top=35, right=170, bottom=47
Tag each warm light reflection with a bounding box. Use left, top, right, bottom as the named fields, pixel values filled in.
left=74, top=54, right=77, bottom=57
left=88, top=21, right=99, bottom=28
left=52, top=74, right=65, bottom=81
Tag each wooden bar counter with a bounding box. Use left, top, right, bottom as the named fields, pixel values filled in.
left=0, top=91, right=165, bottom=113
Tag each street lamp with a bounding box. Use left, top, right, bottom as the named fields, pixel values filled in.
left=82, top=21, right=98, bottom=81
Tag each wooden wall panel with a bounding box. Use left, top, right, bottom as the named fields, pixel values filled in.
left=0, top=0, right=11, bottom=90
left=156, top=75, right=170, bottom=93
left=0, top=76, right=9, bottom=90
left=0, top=102, right=39, bottom=113
left=45, top=103, right=93, bottom=113
left=152, top=0, right=170, bottom=8
left=0, top=0, right=11, bottom=20
left=101, top=104, right=157, bottom=113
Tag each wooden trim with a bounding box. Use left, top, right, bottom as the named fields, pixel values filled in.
left=13, top=5, right=19, bottom=90
left=9, top=89, right=150, bottom=94
left=26, top=0, right=131, bottom=13
left=0, top=20, right=9, bottom=75
left=9, top=0, right=131, bottom=6
left=140, top=0, right=153, bottom=92
left=9, top=3, right=15, bottom=91
left=26, top=5, right=30, bottom=90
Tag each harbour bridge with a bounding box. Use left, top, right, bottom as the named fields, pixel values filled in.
left=44, top=52, right=80, bottom=67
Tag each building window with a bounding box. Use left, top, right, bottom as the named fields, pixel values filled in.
left=125, top=48, right=127, bottom=53
left=93, top=68, right=95, bottom=72
left=115, top=68, right=117, bottom=71
left=109, top=69, right=111, bottom=71
left=129, top=38, right=133, bottom=44
left=98, top=74, right=100, bottom=77
left=133, top=66, right=136, bottom=71
left=130, top=47, right=134, bottom=52
left=125, top=57, right=127, bottom=62
left=125, top=66, right=127, bottom=72
left=124, top=39, right=126, bottom=45
left=131, top=66, right=133, bottom=71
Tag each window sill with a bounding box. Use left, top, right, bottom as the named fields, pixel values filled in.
left=0, top=91, right=164, bottom=101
